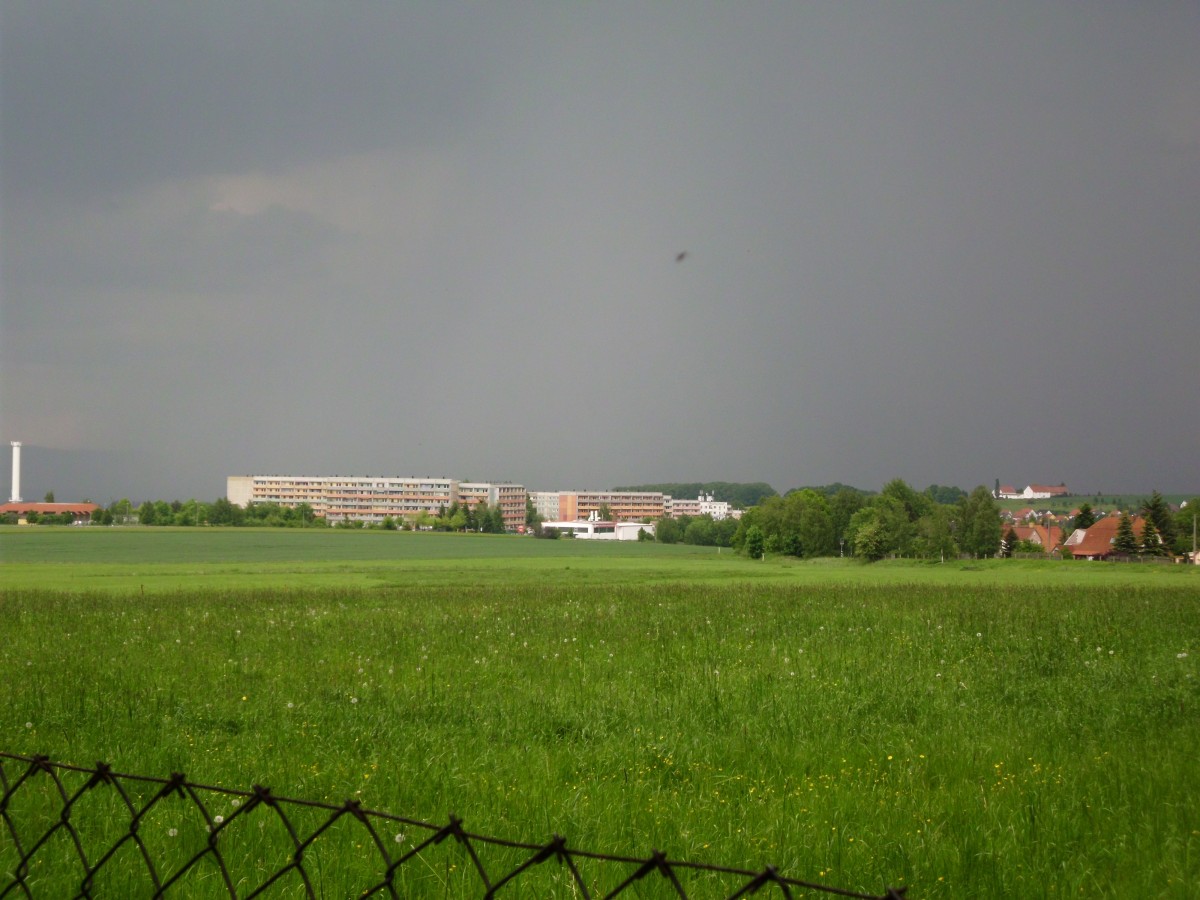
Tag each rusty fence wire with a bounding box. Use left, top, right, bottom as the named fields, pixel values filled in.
left=1, top=752, right=907, bottom=899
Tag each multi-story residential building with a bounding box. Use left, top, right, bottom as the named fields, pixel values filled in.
left=530, top=489, right=741, bottom=523
left=576, top=490, right=666, bottom=521
left=665, top=494, right=735, bottom=521
left=528, top=491, right=561, bottom=522
left=227, top=475, right=526, bottom=529
left=529, top=490, right=666, bottom=523
left=458, top=482, right=528, bottom=532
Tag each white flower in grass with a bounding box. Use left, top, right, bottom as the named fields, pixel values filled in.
left=168, top=828, right=178, bottom=837
left=1178, top=652, right=1189, bottom=659
left=24, top=722, right=32, bottom=729
left=230, top=799, right=240, bottom=808
left=213, top=815, right=224, bottom=825
left=394, top=833, right=405, bottom=844
left=350, top=697, right=359, bottom=704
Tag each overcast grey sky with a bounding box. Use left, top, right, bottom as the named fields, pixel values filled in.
left=2, top=2, right=1197, bottom=503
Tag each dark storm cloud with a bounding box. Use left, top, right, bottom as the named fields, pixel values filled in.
left=1, top=2, right=492, bottom=199
left=1, top=2, right=1197, bottom=502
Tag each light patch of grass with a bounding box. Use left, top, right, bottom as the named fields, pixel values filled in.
left=3, top=526, right=1197, bottom=594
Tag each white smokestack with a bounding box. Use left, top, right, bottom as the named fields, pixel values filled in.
left=10, top=442, right=22, bottom=503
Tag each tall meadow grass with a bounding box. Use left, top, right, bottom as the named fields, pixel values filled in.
left=3, top=579, right=1198, bottom=896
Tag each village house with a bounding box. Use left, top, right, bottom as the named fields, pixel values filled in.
left=0, top=501, right=101, bottom=524
left=1009, top=522, right=1065, bottom=553
left=1063, top=514, right=1151, bottom=560
left=996, top=484, right=1070, bottom=500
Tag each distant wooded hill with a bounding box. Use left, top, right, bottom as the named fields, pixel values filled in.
left=786, top=483, right=968, bottom=506
left=612, top=482, right=778, bottom=509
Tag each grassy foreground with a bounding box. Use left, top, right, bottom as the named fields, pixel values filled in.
left=2, top=529, right=1199, bottom=897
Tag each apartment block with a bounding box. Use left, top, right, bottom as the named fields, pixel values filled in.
left=227, top=475, right=526, bottom=529
left=458, top=481, right=528, bottom=532
left=528, top=491, right=561, bottom=522
left=665, top=494, right=735, bottom=521
left=529, top=490, right=666, bottom=523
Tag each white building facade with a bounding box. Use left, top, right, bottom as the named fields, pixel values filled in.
left=541, top=520, right=655, bottom=541
left=665, top=494, right=734, bottom=520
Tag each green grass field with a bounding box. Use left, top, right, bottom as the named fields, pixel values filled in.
left=3, top=526, right=1196, bottom=594
left=2, top=528, right=1199, bottom=897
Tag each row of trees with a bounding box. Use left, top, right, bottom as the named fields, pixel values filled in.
left=8, top=496, right=511, bottom=532
left=404, top=500, right=508, bottom=534
left=654, top=513, right=740, bottom=547
left=2, top=510, right=81, bottom=525
left=1138, top=491, right=1183, bottom=554
left=656, top=482, right=1200, bottom=562
left=625, top=480, right=998, bottom=561
left=726, top=480, right=1002, bottom=561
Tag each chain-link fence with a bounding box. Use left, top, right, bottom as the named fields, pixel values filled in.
left=1, top=752, right=906, bottom=899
